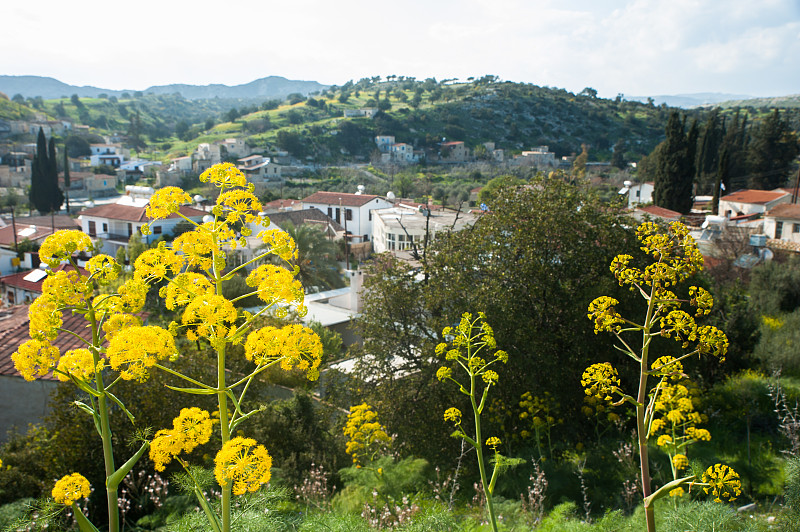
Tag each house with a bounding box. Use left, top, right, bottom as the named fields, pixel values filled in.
left=389, top=143, right=416, bottom=164
left=119, top=160, right=162, bottom=182
left=763, top=203, right=800, bottom=244
left=718, top=189, right=791, bottom=219
left=194, top=143, right=221, bottom=173
left=221, top=138, right=249, bottom=158
left=371, top=202, right=478, bottom=257
left=89, top=144, right=127, bottom=168
left=302, top=190, right=393, bottom=243
left=237, top=155, right=282, bottom=183
left=263, top=208, right=345, bottom=241
left=77, top=186, right=207, bottom=254
left=375, top=136, right=396, bottom=153
left=0, top=223, right=56, bottom=275
left=262, top=198, right=302, bottom=214
left=627, top=182, right=654, bottom=208
left=344, top=108, right=378, bottom=118
left=515, top=146, right=557, bottom=168
left=59, top=172, right=119, bottom=197
left=0, top=264, right=88, bottom=307
left=439, top=141, right=468, bottom=163
left=170, top=156, right=193, bottom=174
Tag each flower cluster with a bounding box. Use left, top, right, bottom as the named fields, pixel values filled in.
left=52, top=473, right=91, bottom=505
left=38, top=230, right=93, bottom=268
left=150, top=408, right=214, bottom=471
left=581, top=362, right=621, bottom=403
left=587, top=296, right=625, bottom=334
left=106, top=326, right=176, bottom=382
left=702, top=464, right=742, bottom=502
left=435, top=312, right=508, bottom=391
left=214, top=437, right=273, bottom=495
left=145, top=187, right=192, bottom=220
left=244, top=324, right=323, bottom=380
left=343, top=403, right=392, bottom=466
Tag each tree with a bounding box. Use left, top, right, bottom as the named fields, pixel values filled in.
left=746, top=109, right=799, bottom=190
left=652, top=111, right=694, bottom=214
left=29, top=128, right=50, bottom=213
left=47, top=137, right=64, bottom=213
left=477, top=175, right=523, bottom=207
left=63, top=146, right=71, bottom=213
left=611, top=139, right=627, bottom=170
left=352, top=176, right=635, bottom=462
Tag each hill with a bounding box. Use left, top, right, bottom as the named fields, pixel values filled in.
left=0, top=75, right=327, bottom=101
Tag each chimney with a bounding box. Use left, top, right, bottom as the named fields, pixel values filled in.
left=348, top=269, right=364, bottom=314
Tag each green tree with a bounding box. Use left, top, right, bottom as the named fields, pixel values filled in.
left=746, top=109, right=799, bottom=190
left=653, top=111, right=694, bottom=214
left=695, top=110, right=724, bottom=194
left=63, top=145, right=71, bottom=213
left=29, top=128, right=50, bottom=213
left=47, top=137, right=64, bottom=213
left=611, top=139, right=627, bottom=169
left=477, top=175, right=523, bottom=207
left=352, top=176, right=634, bottom=462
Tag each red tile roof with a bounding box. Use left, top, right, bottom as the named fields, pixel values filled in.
left=302, top=191, right=380, bottom=207
left=0, top=224, right=54, bottom=247
left=636, top=205, right=682, bottom=219
left=721, top=189, right=789, bottom=205
left=766, top=203, right=800, bottom=220
left=1, top=265, right=89, bottom=293
left=79, top=204, right=207, bottom=222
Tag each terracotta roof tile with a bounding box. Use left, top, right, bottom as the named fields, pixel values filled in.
left=79, top=203, right=207, bottom=222
left=636, top=205, right=682, bottom=219
left=766, top=203, right=800, bottom=219
left=721, top=189, right=789, bottom=205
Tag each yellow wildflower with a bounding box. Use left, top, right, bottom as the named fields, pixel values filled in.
left=200, top=162, right=247, bottom=189
left=214, top=437, right=273, bottom=496
left=160, top=273, right=214, bottom=310
left=86, top=254, right=121, bottom=283
left=669, top=487, right=685, bottom=498
left=587, top=296, right=625, bottom=333
left=101, top=313, right=143, bottom=342
left=52, top=473, right=91, bottom=505
left=181, top=294, right=237, bottom=342
left=12, top=338, right=60, bottom=381
left=672, top=454, right=689, bottom=471
left=217, top=189, right=262, bottom=225
left=28, top=295, right=62, bottom=341
left=581, top=362, right=620, bottom=402
left=656, top=434, right=673, bottom=447
left=444, top=407, right=462, bottom=423
left=38, top=230, right=93, bottom=268
left=485, top=437, right=502, bottom=450
left=246, top=264, right=304, bottom=307
left=343, top=403, right=392, bottom=465
left=257, top=229, right=297, bottom=261
left=173, top=228, right=217, bottom=271
left=106, top=326, right=176, bottom=382
left=702, top=464, right=742, bottom=502
left=145, top=186, right=192, bottom=220
left=149, top=408, right=214, bottom=471
left=42, top=270, right=91, bottom=308
left=55, top=348, right=96, bottom=382
left=244, top=324, right=323, bottom=380
left=134, top=245, right=184, bottom=282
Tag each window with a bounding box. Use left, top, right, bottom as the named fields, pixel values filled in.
left=794, top=223, right=800, bottom=234
left=776, top=221, right=783, bottom=239
left=102, top=223, right=108, bottom=233
left=368, top=210, right=372, bottom=221
left=335, top=208, right=341, bottom=223
left=88, top=221, right=96, bottom=236
left=127, top=223, right=133, bottom=236
left=153, top=226, right=162, bottom=235
left=327, top=207, right=332, bottom=218
left=345, top=208, right=353, bottom=221
left=387, top=233, right=396, bottom=250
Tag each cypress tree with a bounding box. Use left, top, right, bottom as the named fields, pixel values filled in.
left=63, top=145, right=71, bottom=213
left=653, top=111, right=695, bottom=214
left=47, top=137, right=64, bottom=213
left=746, top=109, right=799, bottom=190
left=29, top=127, right=50, bottom=213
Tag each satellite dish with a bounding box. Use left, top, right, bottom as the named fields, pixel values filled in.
left=386, top=191, right=396, bottom=200
left=203, top=215, right=214, bottom=224
left=193, top=194, right=205, bottom=203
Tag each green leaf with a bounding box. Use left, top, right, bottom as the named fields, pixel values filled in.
left=72, top=505, right=101, bottom=532
left=164, top=385, right=218, bottom=395
left=107, top=440, right=150, bottom=490
left=105, top=390, right=135, bottom=425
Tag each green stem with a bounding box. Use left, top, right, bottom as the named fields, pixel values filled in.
left=470, top=367, right=498, bottom=532
left=88, top=307, right=119, bottom=532
left=639, top=286, right=657, bottom=532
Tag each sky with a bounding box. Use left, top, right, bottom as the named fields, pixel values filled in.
left=3, top=0, right=799, bottom=99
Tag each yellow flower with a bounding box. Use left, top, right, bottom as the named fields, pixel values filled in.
left=702, top=464, right=742, bottom=502
left=134, top=245, right=184, bottom=283
left=697, top=325, right=729, bottom=360
left=173, top=227, right=217, bottom=271
left=96, top=278, right=148, bottom=314
left=101, top=313, right=143, bottom=342
left=217, top=189, right=263, bottom=225
left=149, top=408, right=214, bottom=471
left=436, top=366, right=452, bottom=381
left=12, top=339, right=60, bottom=381
left=160, top=272, right=215, bottom=310
left=106, top=326, right=176, bottom=382
left=214, top=437, right=272, bottom=496
left=581, top=362, right=620, bottom=402
left=244, top=324, right=323, bottom=380
left=651, top=356, right=683, bottom=381
left=656, top=434, right=673, bottom=447
left=672, top=453, right=689, bottom=471
left=482, top=370, right=499, bottom=385
left=661, top=310, right=697, bottom=348
left=669, top=487, right=685, bottom=498
left=86, top=254, right=121, bottom=283
left=689, top=286, right=714, bottom=317
left=56, top=348, right=96, bottom=382
left=145, top=186, right=192, bottom=220
left=181, top=294, right=238, bottom=343
left=52, top=473, right=91, bottom=505
left=344, top=403, right=392, bottom=465
left=38, top=230, right=93, bottom=268
left=485, top=436, right=502, bottom=449
left=257, top=229, right=297, bottom=261
left=200, top=163, right=247, bottom=189
left=42, top=270, right=92, bottom=308
left=246, top=264, right=304, bottom=307
left=28, top=295, right=62, bottom=341
left=444, top=407, right=462, bottom=423
left=587, top=296, right=625, bottom=333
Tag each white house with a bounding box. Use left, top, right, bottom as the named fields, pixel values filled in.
left=390, top=143, right=416, bottom=164
left=516, top=146, right=557, bottom=168
left=170, top=156, right=193, bottom=174
left=763, top=203, right=800, bottom=243
left=371, top=203, right=478, bottom=255
left=77, top=186, right=207, bottom=254
left=302, top=190, right=393, bottom=243
left=375, top=136, right=396, bottom=153
left=718, top=189, right=791, bottom=219
left=221, top=138, right=250, bottom=157
left=237, top=155, right=282, bottom=183
left=89, top=144, right=128, bottom=167
left=627, top=182, right=654, bottom=208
